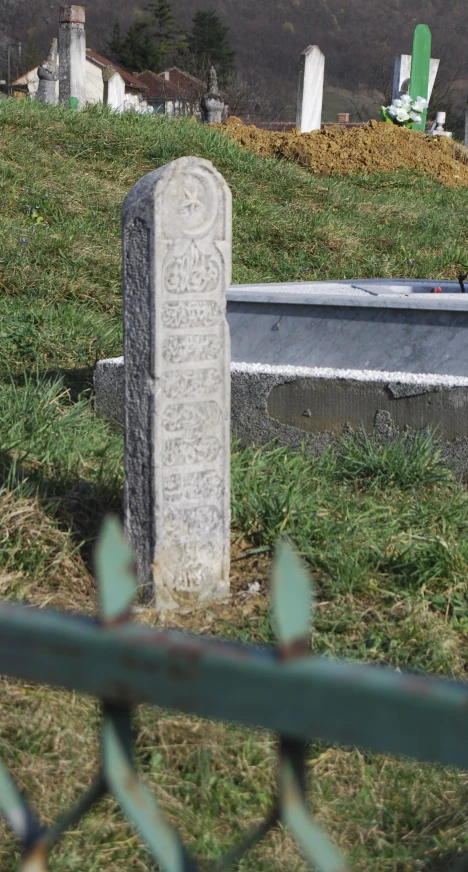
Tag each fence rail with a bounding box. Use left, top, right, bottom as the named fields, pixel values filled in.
left=1, top=517, right=467, bottom=871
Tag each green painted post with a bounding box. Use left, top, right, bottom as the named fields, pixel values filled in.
left=409, top=24, right=431, bottom=131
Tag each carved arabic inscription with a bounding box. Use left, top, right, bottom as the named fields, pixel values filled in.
left=158, top=163, right=229, bottom=595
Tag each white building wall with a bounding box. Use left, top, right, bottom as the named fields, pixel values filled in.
left=106, top=72, right=125, bottom=112
left=16, top=58, right=144, bottom=112
left=85, top=62, right=104, bottom=104
left=18, top=58, right=101, bottom=104
left=14, top=67, right=39, bottom=96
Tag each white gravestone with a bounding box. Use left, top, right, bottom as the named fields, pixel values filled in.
left=122, top=157, right=231, bottom=609
left=392, top=54, right=439, bottom=102
left=296, top=45, right=325, bottom=133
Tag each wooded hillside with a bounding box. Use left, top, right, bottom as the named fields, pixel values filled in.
left=1, top=0, right=466, bottom=116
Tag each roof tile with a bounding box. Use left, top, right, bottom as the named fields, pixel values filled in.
left=134, top=70, right=183, bottom=101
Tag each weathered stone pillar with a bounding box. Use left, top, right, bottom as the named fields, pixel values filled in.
left=59, top=5, right=86, bottom=107
left=122, top=157, right=231, bottom=609
left=37, top=38, right=59, bottom=105
left=102, top=66, right=125, bottom=112
left=296, top=45, right=325, bottom=133
left=200, top=67, right=225, bottom=123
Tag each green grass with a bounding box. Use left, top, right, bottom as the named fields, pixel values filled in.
left=231, top=437, right=468, bottom=673
left=1, top=98, right=468, bottom=871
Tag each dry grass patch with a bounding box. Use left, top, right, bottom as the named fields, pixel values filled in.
left=0, top=489, right=93, bottom=612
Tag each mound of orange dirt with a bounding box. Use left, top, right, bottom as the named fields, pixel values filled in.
left=220, top=117, right=468, bottom=187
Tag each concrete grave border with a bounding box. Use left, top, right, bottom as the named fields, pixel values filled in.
left=94, top=277, right=468, bottom=481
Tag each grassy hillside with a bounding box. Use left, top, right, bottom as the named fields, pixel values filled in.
left=1, top=99, right=468, bottom=379
left=2, top=100, right=468, bottom=871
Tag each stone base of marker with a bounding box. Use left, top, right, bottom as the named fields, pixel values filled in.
left=122, top=157, right=231, bottom=609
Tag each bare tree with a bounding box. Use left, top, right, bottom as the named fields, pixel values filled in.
left=223, top=71, right=292, bottom=121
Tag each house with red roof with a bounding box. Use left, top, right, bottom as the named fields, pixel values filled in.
left=133, top=70, right=191, bottom=115
left=12, top=48, right=226, bottom=117
left=133, top=67, right=228, bottom=116
left=159, top=68, right=208, bottom=100
left=85, top=49, right=148, bottom=107
left=12, top=47, right=149, bottom=111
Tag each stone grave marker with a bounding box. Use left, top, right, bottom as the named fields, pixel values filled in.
left=200, top=67, right=225, bottom=123
left=122, top=157, right=231, bottom=609
left=392, top=54, right=412, bottom=100
left=296, top=45, right=324, bottom=133
left=393, top=53, right=439, bottom=104
left=59, top=5, right=87, bottom=108
left=37, top=38, right=59, bottom=105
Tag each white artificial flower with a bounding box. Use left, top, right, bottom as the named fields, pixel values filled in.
left=393, top=99, right=403, bottom=108
left=409, top=111, right=422, bottom=123
left=387, top=104, right=397, bottom=117
left=401, top=94, right=412, bottom=107
left=412, top=98, right=427, bottom=113
left=395, top=108, right=410, bottom=122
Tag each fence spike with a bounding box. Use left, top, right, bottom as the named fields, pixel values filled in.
left=94, top=515, right=137, bottom=623
left=279, top=741, right=350, bottom=872
left=272, top=539, right=314, bottom=657
left=0, top=757, right=41, bottom=846
left=102, top=705, right=198, bottom=872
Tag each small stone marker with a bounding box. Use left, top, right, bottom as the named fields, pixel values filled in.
left=59, top=5, right=87, bottom=108
left=122, top=157, right=231, bottom=609
left=393, top=53, right=439, bottom=104
left=296, top=45, right=324, bottom=134
left=392, top=54, right=412, bottom=100
left=409, top=24, right=432, bottom=130
left=427, top=59, right=439, bottom=103
left=200, top=67, right=225, bottom=123
left=37, top=38, right=59, bottom=105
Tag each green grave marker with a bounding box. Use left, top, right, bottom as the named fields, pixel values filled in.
left=409, top=24, right=431, bottom=131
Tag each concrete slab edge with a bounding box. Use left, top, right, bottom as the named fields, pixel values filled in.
left=94, top=355, right=468, bottom=480
left=230, top=361, right=468, bottom=388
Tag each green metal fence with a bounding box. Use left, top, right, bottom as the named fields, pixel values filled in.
left=1, top=517, right=468, bottom=871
